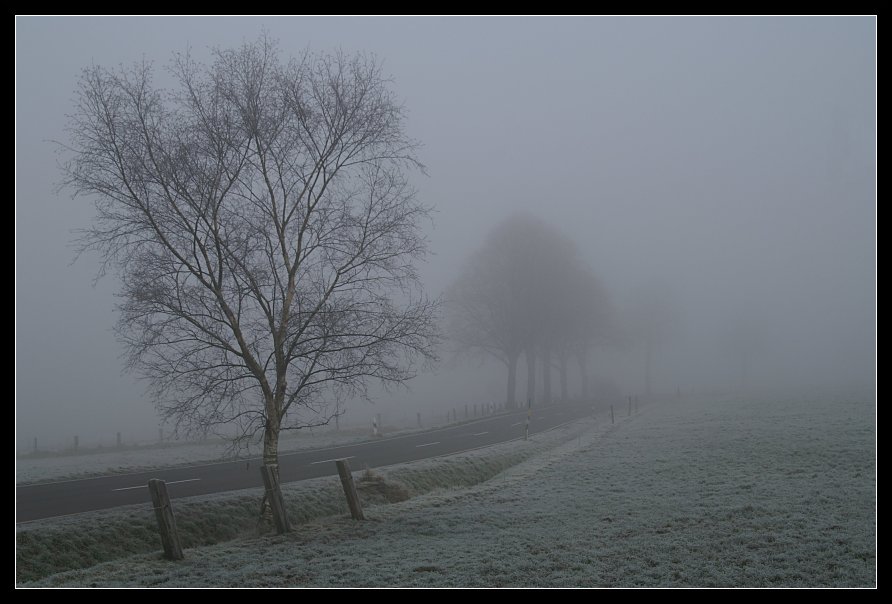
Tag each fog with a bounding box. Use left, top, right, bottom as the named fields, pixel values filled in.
left=16, top=17, right=874, bottom=450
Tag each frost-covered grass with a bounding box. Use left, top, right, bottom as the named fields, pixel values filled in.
left=20, top=395, right=875, bottom=587
left=16, top=425, right=426, bottom=485
left=17, top=413, right=593, bottom=584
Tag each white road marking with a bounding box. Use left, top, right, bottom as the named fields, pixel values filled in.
left=472, top=432, right=489, bottom=436
left=415, top=441, right=440, bottom=448
left=511, top=422, right=524, bottom=427
left=309, top=455, right=355, bottom=466
left=112, top=478, right=201, bottom=492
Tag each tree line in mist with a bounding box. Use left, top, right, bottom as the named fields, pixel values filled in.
left=447, top=214, right=616, bottom=408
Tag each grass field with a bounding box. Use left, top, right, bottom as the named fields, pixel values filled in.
left=19, top=394, right=875, bottom=587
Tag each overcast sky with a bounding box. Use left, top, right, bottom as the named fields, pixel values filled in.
left=16, top=16, right=875, bottom=448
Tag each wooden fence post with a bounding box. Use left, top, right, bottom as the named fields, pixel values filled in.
left=611, top=405, right=615, bottom=424
left=335, top=459, right=365, bottom=520
left=417, top=412, right=422, bottom=428
left=260, top=465, right=291, bottom=534
left=148, top=479, right=184, bottom=560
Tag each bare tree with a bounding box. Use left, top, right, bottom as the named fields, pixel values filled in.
left=554, top=266, right=615, bottom=402
left=60, top=36, right=439, bottom=528
left=720, top=313, right=766, bottom=393
left=625, top=281, right=679, bottom=398
left=447, top=227, right=527, bottom=408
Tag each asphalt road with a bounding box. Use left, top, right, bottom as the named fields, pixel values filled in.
left=17, top=403, right=594, bottom=523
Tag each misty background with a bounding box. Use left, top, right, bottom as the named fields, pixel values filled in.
left=16, top=16, right=875, bottom=450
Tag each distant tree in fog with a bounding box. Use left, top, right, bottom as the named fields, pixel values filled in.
left=720, top=314, right=766, bottom=392
left=448, top=214, right=613, bottom=407
left=446, top=217, right=535, bottom=408
left=557, top=267, right=616, bottom=401
left=60, top=35, right=439, bottom=528
left=625, top=282, right=679, bottom=398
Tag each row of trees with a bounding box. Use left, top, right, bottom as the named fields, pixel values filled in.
left=59, top=35, right=667, bottom=530
left=447, top=215, right=615, bottom=408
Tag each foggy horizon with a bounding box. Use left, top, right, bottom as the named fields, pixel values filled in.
left=16, top=16, right=875, bottom=450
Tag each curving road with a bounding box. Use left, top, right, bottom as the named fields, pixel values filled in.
left=17, top=403, right=595, bottom=523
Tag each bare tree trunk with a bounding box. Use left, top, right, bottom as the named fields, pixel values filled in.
left=542, top=348, right=552, bottom=405
left=506, top=353, right=519, bottom=409
left=559, top=350, right=568, bottom=403
left=263, top=420, right=280, bottom=468
left=577, top=349, right=589, bottom=401
left=260, top=418, right=290, bottom=533
left=525, top=348, right=536, bottom=408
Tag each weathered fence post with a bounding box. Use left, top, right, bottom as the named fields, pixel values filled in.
left=117, top=432, right=122, bottom=448
left=474, top=403, right=477, bottom=417
left=464, top=404, right=468, bottom=418
left=158, top=428, right=164, bottom=443
left=417, top=412, right=422, bottom=428
left=73, top=435, right=78, bottom=451
left=611, top=405, right=615, bottom=424
left=335, top=459, right=365, bottom=520
left=148, top=479, right=184, bottom=560
left=628, top=396, right=632, bottom=417
left=260, top=465, right=291, bottom=534
left=33, top=437, right=37, bottom=452
left=372, top=416, right=379, bottom=437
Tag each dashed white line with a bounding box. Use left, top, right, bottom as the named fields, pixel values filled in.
left=472, top=432, right=489, bottom=436
left=415, top=441, right=440, bottom=448
left=309, top=455, right=355, bottom=466
left=112, top=478, right=201, bottom=492
left=511, top=422, right=524, bottom=427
